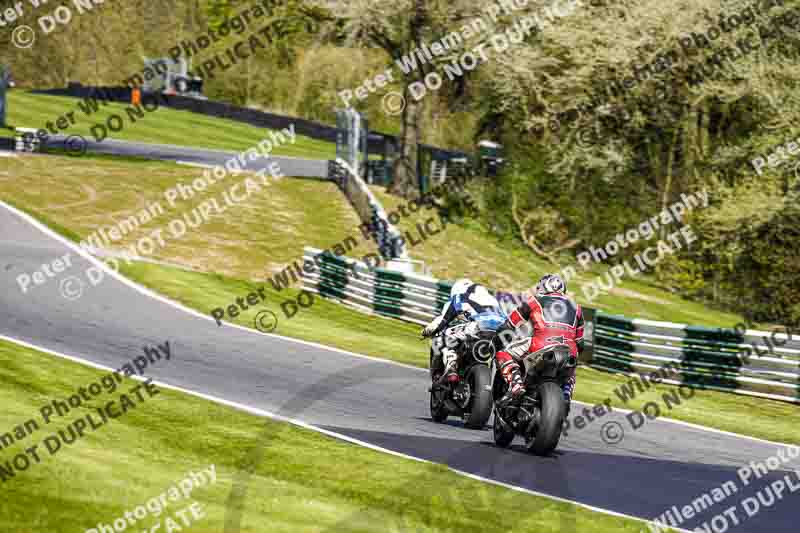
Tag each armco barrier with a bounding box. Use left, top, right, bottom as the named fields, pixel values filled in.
left=300, top=246, right=593, bottom=353
left=301, top=247, right=449, bottom=325
left=328, top=160, right=407, bottom=261
left=301, top=247, right=800, bottom=404
left=591, top=315, right=800, bottom=403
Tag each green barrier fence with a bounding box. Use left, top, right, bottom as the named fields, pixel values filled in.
left=303, top=247, right=800, bottom=403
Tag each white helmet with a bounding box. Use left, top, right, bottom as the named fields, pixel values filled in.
left=450, top=278, right=474, bottom=297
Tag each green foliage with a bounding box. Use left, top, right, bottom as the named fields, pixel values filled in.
left=3, top=0, right=798, bottom=324
left=204, top=0, right=245, bottom=28
left=737, top=202, right=800, bottom=325
left=478, top=0, right=800, bottom=326
left=666, top=187, right=800, bottom=327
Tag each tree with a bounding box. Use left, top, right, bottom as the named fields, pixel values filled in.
left=298, top=0, right=430, bottom=197
left=479, top=0, right=800, bottom=323
left=304, top=0, right=526, bottom=198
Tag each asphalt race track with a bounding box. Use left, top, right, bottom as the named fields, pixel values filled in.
left=41, top=135, right=330, bottom=178
left=1, top=203, right=798, bottom=532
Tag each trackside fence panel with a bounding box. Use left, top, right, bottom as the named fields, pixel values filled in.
left=300, top=247, right=800, bottom=403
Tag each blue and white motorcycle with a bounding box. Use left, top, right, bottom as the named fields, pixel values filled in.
left=427, top=312, right=506, bottom=429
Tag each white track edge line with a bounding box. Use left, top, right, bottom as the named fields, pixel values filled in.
left=1, top=199, right=795, bottom=450
left=0, top=332, right=672, bottom=529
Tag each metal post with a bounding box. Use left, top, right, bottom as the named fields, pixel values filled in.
left=360, top=116, right=369, bottom=178
left=349, top=109, right=360, bottom=177
left=0, top=65, right=8, bottom=128
left=335, top=109, right=347, bottom=161
left=581, top=307, right=596, bottom=364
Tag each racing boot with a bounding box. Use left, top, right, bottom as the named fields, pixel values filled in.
left=499, top=361, right=526, bottom=404
left=441, top=348, right=460, bottom=384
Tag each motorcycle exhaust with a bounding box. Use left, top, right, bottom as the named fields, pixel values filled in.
left=525, top=408, right=541, bottom=436
left=495, top=408, right=513, bottom=431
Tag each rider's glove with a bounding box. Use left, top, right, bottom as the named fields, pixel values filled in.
left=421, top=325, right=435, bottom=338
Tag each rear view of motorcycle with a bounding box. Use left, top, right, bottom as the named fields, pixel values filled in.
left=491, top=338, right=576, bottom=455
left=428, top=321, right=495, bottom=429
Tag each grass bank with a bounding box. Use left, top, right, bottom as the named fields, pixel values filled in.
left=5, top=91, right=335, bottom=159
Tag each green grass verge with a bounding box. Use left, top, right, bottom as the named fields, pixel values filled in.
left=0, top=155, right=379, bottom=282
left=116, top=260, right=800, bottom=446
left=5, top=91, right=336, bottom=159
left=0, top=339, right=649, bottom=532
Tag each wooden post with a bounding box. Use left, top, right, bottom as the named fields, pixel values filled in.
left=580, top=307, right=596, bottom=364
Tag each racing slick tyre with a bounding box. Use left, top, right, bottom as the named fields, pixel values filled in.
left=525, top=381, right=566, bottom=455
left=463, top=365, right=492, bottom=429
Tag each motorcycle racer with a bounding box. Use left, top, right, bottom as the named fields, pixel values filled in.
left=492, top=274, right=584, bottom=407
left=422, top=278, right=506, bottom=383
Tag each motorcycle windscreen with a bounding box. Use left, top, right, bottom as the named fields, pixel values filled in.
left=473, top=312, right=506, bottom=332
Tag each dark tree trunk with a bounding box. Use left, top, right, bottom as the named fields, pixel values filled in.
left=389, top=0, right=427, bottom=199
left=390, top=83, right=423, bottom=198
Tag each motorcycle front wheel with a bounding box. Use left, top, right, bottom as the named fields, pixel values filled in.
left=430, top=372, right=449, bottom=423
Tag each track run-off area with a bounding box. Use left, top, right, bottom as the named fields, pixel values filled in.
left=1, top=201, right=798, bottom=533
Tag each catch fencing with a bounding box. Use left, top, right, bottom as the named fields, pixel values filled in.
left=301, top=247, right=800, bottom=404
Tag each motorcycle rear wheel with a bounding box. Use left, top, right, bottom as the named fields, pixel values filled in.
left=525, top=381, right=566, bottom=455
